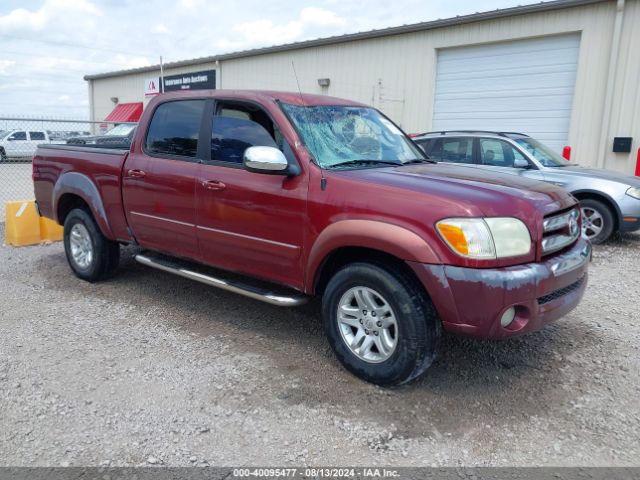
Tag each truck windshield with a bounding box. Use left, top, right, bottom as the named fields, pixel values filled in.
left=280, top=103, right=425, bottom=169
left=513, top=137, right=572, bottom=167
left=106, top=124, right=136, bottom=136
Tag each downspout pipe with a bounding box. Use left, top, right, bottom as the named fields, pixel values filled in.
left=598, top=0, right=625, bottom=169
left=88, top=79, right=95, bottom=132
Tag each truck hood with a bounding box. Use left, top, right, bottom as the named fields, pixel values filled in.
left=334, top=163, right=576, bottom=217
left=550, top=165, right=640, bottom=187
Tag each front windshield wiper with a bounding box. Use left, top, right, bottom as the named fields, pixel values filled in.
left=328, top=159, right=403, bottom=169
left=402, top=158, right=437, bottom=164
left=547, top=162, right=578, bottom=167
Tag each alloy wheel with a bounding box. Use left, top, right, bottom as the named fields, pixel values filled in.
left=69, top=223, right=94, bottom=269
left=336, top=286, right=398, bottom=363
left=581, top=206, right=604, bottom=240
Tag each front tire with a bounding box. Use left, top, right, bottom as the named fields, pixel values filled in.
left=322, top=262, right=440, bottom=386
left=580, top=199, right=614, bottom=244
left=63, top=208, right=119, bottom=282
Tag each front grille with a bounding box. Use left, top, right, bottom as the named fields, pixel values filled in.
left=537, top=275, right=585, bottom=305
left=541, top=208, right=581, bottom=255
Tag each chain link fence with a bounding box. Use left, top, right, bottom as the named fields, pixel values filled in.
left=0, top=118, right=136, bottom=220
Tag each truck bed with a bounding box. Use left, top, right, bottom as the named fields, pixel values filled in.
left=33, top=144, right=132, bottom=242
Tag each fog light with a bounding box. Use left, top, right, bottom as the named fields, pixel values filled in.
left=500, top=307, right=516, bottom=328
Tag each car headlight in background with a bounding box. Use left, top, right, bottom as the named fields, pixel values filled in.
left=436, top=217, right=532, bottom=259
left=626, top=187, right=640, bottom=200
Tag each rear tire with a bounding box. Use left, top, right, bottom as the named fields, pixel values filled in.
left=0, top=148, right=7, bottom=162
left=322, top=262, right=440, bottom=386
left=63, top=208, right=120, bottom=282
left=580, top=199, right=614, bottom=244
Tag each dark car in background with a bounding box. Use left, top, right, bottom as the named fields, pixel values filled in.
left=66, top=123, right=136, bottom=149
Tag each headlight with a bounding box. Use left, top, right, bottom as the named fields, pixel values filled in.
left=436, top=217, right=532, bottom=259
left=626, top=187, right=640, bottom=200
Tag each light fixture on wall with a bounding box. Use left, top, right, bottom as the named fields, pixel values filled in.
left=317, top=78, right=330, bottom=87
left=110, top=97, right=119, bottom=104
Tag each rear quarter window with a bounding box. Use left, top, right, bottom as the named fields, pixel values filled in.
left=413, top=139, right=430, bottom=154
left=29, top=132, right=46, bottom=140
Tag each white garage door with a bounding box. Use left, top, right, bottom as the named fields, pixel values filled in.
left=432, top=34, right=580, bottom=152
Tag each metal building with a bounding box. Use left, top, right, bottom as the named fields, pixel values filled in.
left=85, top=0, right=640, bottom=174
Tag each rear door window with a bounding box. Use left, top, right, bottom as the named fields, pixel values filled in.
left=29, top=132, right=46, bottom=140
left=424, top=139, right=442, bottom=159
left=413, top=139, right=430, bottom=154
left=429, top=137, right=473, bottom=164
left=145, top=100, right=206, bottom=159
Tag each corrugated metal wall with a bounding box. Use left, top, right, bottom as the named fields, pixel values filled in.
left=89, top=0, right=640, bottom=174
left=603, top=0, right=640, bottom=174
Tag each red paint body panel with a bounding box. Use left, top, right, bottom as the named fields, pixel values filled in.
left=123, top=153, right=200, bottom=259
left=33, top=147, right=131, bottom=241
left=33, top=89, right=589, bottom=340
left=196, top=163, right=308, bottom=289
left=408, top=238, right=590, bottom=339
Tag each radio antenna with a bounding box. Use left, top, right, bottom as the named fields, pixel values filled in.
left=291, top=61, right=326, bottom=191
left=291, top=61, right=303, bottom=103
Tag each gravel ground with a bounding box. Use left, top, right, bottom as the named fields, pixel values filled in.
left=1, top=223, right=639, bottom=467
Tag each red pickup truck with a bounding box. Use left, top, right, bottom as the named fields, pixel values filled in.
left=33, top=90, right=590, bottom=385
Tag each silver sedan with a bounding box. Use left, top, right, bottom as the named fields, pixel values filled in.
left=414, top=131, right=640, bottom=244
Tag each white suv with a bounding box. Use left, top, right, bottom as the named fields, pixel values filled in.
left=0, top=130, right=50, bottom=161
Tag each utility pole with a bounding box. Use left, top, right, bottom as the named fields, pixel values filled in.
left=160, top=56, right=165, bottom=93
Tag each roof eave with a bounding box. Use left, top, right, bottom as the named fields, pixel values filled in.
left=84, top=0, right=604, bottom=81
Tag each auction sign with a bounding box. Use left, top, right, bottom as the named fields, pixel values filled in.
left=163, top=69, right=216, bottom=92
left=144, top=77, right=160, bottom=97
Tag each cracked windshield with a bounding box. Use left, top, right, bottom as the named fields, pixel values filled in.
left=281, top=104, right=424, bottom=168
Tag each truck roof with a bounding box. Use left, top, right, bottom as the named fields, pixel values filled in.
left=153, top=89, right=366, bottom=107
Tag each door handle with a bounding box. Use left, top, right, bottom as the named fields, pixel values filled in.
left=127, top=169, right=146, bottom=178
left=202, top=180, right=226, bottom=191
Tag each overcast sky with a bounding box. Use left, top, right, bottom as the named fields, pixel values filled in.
left=1, top=0, right=532, bottom=119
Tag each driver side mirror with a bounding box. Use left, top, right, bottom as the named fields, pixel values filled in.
left=514, top=159, right=529, bottom=169
left=243, top=146, right=290, bottom=175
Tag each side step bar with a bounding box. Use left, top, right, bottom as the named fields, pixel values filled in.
left=135, top=254, right=309, bottom=307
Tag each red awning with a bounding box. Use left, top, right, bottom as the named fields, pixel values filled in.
left=104, top=102, right=143, bottom=122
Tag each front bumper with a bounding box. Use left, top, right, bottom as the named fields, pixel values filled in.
left=618, top=193, right=640, bottom=232
left=621, top=217, right=640, bottom=233
left=409, top=238, right=591, bottom=339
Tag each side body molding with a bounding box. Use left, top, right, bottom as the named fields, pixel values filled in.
left=52, top=172, right=114, bottom=239
left=305, top=219, right=441, bottom=292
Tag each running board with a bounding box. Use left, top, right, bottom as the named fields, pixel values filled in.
left=135, top=253, right=309, bottom=307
